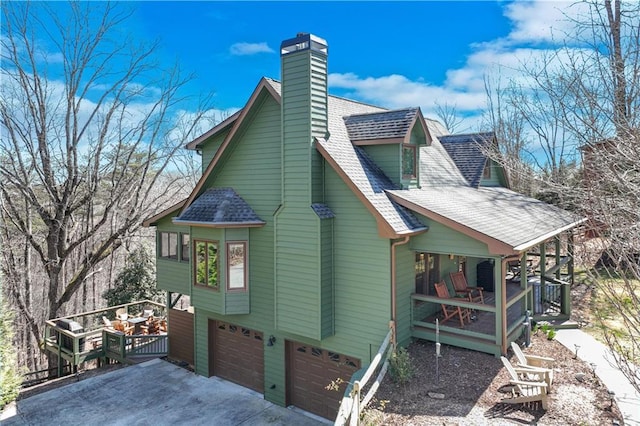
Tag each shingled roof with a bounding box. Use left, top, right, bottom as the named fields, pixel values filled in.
left=344, top=108, right=419, bottom=143
left=439, top=132, right=494, bottom=188
left=387, top=185, right=583, bottom=254
left=174, top=187, right=265, bottom=227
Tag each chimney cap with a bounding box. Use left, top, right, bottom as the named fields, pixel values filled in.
left=281, top=33, right=327, bottom=56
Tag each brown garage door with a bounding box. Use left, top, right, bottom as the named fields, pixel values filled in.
left=286, top=341, right=360, bottom=420
left=209, top=320, right=264, bottom=393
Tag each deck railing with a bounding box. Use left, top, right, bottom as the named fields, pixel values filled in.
left=44, top=300, right=168, bottom=375
left=334, top=326, right=394, bottom=426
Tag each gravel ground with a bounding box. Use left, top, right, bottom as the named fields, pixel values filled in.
left=362, top=332, right=622, bottom=425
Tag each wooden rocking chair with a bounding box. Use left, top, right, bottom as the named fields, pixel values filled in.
left=450, top=271, right=484, bottom=304
left=434, top=281, right=471, bottom=327
left=500, top=356, right=548, bottom=410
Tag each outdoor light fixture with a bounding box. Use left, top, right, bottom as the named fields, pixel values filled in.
left=267, top=335, right=276, bottom=346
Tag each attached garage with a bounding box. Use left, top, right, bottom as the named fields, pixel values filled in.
left=208, top=320, right=264, bottom=393
left=286, top=341, right=361, bottom=420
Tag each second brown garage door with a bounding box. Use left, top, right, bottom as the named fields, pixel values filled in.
left=286, top=341, right=360, bottom=420
left=209, top=320, right=264, bottom=393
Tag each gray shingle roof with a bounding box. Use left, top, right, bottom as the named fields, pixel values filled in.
left=176, top=188, right=264, bottom=226
left=388, top=186, right=582, bottom=251
left=439, top=132, right=494, bottom=188
left=343, top=108, right=418, bottom=141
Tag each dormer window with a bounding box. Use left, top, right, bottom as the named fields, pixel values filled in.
left=402, top=144, right=417, bottom=178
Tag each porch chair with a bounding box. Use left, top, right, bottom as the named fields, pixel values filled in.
left=511, top=342, right=554, bottom=389
left=500, top=356, right=549, bottom=410
left=434, top=281, right=471, bottom=327
left=449, top=271, right=484, bottom=304
left=102, top=316, right=113, bottom=329
left=115, top=307, right=128, bottom=321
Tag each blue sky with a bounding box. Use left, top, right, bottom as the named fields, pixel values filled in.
left=125, top=1, right=581, bottom=132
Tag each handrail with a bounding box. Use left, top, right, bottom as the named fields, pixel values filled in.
left=411, top=293, right=495, bottom=312
left=334, top=326, right=394, bottom=426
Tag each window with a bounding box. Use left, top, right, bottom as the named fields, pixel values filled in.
left=159, top=232, right=178, bottom=260
left=415, top=252, right=439, bottom=295
left=194, top=240, right=218, bottom=289
left=402, top=144, right=416, bottom=178
left=181, top=233, right=190, bottom=261
left=483, top=161, right=491, bottom=179
left=226, top=242, right=247, bottom=291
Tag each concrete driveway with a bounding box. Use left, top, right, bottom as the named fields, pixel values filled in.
left=1, top=359, right=327, bottom=426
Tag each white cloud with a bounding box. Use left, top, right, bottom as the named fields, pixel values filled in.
left=229, top=42, right=274, bottom=56
left=327, top=0, right=594, bottom=133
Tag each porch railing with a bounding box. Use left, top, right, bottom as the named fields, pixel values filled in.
left=410, top=286, right=531, bottom=356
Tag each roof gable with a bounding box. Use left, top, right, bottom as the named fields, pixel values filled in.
left=344, top=107, right=431, bottom=146
left=439, top=132, right=494, bottom=188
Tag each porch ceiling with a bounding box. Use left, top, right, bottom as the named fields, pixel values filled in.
left=387, top=186, right=585, bottom=254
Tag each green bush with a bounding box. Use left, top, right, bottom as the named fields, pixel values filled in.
left=103, top=246, right=163, bottom=306
left=389, top=347, right=414, bottom=384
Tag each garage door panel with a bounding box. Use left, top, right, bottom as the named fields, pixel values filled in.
left=211, top=321, right=264, bottom=393
left=287, top=341, right=360, bottom=420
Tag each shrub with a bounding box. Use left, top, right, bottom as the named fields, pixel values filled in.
left=389, top=347, right=414, bottom=384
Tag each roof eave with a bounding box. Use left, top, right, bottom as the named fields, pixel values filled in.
left=184, top=110, right=243, bottom=150
left=512, top=217, right=587, bottom=252
left=172, top=219, right=266, bottom=228
left=142, top=200, right=187, bottom=227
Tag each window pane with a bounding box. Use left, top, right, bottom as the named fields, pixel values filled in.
left=228, top=243, right=246, bottom=290
left=169, top=233, right=178, bottom=259
left=160, top=232, right=169, bottom=258
left=402, top=145, right=416, bottom=177
left=207, top=242, right=218, bottom=287
left=181, top=234, right=190, bottom=261
left=195, top=241, right=207, bottom=285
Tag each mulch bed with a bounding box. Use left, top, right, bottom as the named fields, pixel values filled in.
left=363, top=332, right=623, bottom=425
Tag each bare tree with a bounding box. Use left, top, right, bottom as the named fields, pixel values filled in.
left=483, top=0, right=640, bottom=390
left=0, top=1, right=211, bottom=371
left=434, top=101, right=464, bottom=134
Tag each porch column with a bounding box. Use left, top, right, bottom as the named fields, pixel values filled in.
left=520, top=251, right=529, bottom=312
left=563, top=232, right=574, bottom=316
left=494, top=257, right=507, bottom=355
left=539, top=241, right=547, bottom=309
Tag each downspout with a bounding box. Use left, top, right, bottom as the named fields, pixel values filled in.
left=390, top=236, right=410, bottom=349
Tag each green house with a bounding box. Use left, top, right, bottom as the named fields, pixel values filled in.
left=143, top=33, right=582, bottom=420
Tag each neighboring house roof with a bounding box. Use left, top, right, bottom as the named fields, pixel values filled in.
left=174, top=187, right=265, bottom=228
left=387, top=186, right=584, bottom=254
left=344, top=107, right=429, bottom=145
left=439, top=132, right=494, bottom=188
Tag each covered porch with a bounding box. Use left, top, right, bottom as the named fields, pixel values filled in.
left=408, top=233, right=577, bottom=357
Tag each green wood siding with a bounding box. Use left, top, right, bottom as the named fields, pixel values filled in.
left=410, top=215, right=490, bottom=258
left=193, top=308, right=209, bottom=376
left=395, top=242, right=415, bottom=347
left=155, top=218, right=191, bottom=294
left=200, top=128, right=230, bottom=174
left=320, top=166, right=391, bottom=363
left=319, top=218, right=334, bottom=338
left=362, top=144, right=400, bottom=187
